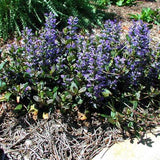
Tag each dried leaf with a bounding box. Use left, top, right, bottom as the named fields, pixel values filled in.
left=78, top=111, right=87, bottom=121
left=29, top=105, right=38, bottom=121
left=42, top=112, right=49, bottom=120
left=0, top=95, right=5, bottom=102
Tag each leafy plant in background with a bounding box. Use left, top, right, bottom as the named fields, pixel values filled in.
left=0, top=14, right=160, bottom=136
left=93, top=0, right=112, bottom=6
left=115, top=0, right=136, bottom=7
left=93, top=0, right=136, bottom=6
left=0, top=0, right=106, bottom=41
left=0, top=0, right=48, bottom=41
left=130, top=8, right=160, bottom=25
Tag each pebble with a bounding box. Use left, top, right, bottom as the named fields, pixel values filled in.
left=25, top=139, right=33, bottom=148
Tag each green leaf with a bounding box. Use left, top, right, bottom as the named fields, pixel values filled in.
left=50, top=64, right=56, bottom=74
left=77, top=98, right=83, bottom=105
left=46, top=99, right=53, bottom=104
left=107, top=117, right=116, bottom=125
left=53, top=86, right=59, bottom=93
left=116, top=0, right=124, bottom=6
left=14, top=104, right=23, bottom=112
left=0, top=61, right=6, bottom=70
left=128, top=121, right=134, bottom=128
left=20, top=83, right=28, bottom=90
left=131, top=101, right=138, bottom=109
left=0, top=80, right=6, bottom=89
left=67, top=55, right=75, bottom=62
left=33, top=95, right=42, bottom=102
left=78, top=87, right=86, bottom=94
left=53, top=92, right=60, bottom=102
left=4, top=92, right=12, bottom=101
left=65, top=94, right=72, bottom=100
left=102, top=89, right=112, bottom=97
left=111, top=111, right=116, bottom=119
left=99, top=114, right=109, bottom=118
left=115, top=121, right=121, bottom=129
left=70, top=81, right=78, bottom=94
left=135, top=91, right=140, bottom=100
left=126, top=34, right=131, bottom=42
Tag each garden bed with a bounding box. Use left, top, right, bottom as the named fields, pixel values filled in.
left=0, top=1, right=160, bottom=160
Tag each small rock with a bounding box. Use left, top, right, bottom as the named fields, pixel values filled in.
left=23, top=154, right=30, bottom=160
left=25, top=139, right=33, bottom=148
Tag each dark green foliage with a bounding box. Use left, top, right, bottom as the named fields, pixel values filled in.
left=0, top=0, right=48, bottom=40
left=0, top=0, right=106, bottom=41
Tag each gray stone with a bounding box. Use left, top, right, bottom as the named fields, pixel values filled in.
left=93, top=126, right=160, bottom=160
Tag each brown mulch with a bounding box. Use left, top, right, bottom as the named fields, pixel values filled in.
left=0, top=103, right=123, bottom=160
left=0, top=1, right=160, bottom=160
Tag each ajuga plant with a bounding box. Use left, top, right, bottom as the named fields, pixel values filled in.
left=0, top=0, right=106, bottom=41
left=0, top=13, right=160, bottom=134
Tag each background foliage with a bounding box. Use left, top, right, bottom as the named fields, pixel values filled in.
left=0, top=0, right=139, bottom=41
left=0, top=0, right=107, bottom=41
left=130, top=7, right=160, bottom=25
left=93, top=0, right=136, bottom=7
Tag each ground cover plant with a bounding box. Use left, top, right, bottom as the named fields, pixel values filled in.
left=0, top=13, right=160, bottom=136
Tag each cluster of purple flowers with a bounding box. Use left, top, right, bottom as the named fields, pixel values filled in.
left=56, top=16, right=79, bottom=86
left=22, top=12, right=59, bottom=74
left=2, top=13, right=160, bottom=109
left=76, top=20, right=124, bottom=98
left=126, top=21, right=151, bottom=86
left=128, top=20, right=150, bottom=56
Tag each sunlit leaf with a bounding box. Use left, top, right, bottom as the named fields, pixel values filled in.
left=102, top=89, right=112, bottom=97
left=70, top=81, right=78, bottom=94
left=115, top=121, right=121, bottom=129
left=77, top=98, right=83, bottom=105
left=4, top=92, right=12, bottom=101
left=0, top=61, right=6, bottom=70
left=0, top=80, right=6, bottom=89
left=50, top=64, right=56, bottom=74
left=111, top=111, right=116, bottom=119
left=78, top=87, right=86, bottom=94
left=65, top=94, right=72, bottom=100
